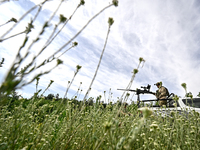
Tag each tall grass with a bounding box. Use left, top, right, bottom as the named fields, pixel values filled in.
left=0, top=96, right=200, bottom=149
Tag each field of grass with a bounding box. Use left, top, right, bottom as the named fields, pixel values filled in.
left=0, top=96, right=200, bottom=150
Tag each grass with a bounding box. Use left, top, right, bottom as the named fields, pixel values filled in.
left=0, top=96, right=200, bottom=149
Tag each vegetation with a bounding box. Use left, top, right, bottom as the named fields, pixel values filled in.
left=0, top=0, right=200, bottom=149
left=0, top=93, right=200, bottom=149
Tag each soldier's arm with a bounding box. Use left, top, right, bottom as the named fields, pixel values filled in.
left=154, top=90, right=159, bottom=99
left=158, top=87, right=167, bottom=98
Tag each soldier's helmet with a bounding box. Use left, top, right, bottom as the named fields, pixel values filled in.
left=154, top=81, right=162, bottom=86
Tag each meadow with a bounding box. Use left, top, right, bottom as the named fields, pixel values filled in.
left=0, top=0, right=200, bottom=149
left=0, top=94, right=200, bottom=150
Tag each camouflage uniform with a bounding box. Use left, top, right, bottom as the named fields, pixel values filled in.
left=156, top=86, right=168, bottom=106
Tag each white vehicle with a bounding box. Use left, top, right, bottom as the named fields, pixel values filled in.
left=148, top=97, right=200, bottom=117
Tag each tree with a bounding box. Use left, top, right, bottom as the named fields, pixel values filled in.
left=46, top=93, right=54, bottom=100
left=56, top=93, right=59, bottom=100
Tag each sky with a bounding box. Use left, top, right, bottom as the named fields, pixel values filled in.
left=0, top=0, right=200, bottom=103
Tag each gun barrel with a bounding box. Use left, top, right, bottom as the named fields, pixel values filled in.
left=117, top=89, right=136, bottom=92
left=146, top=91, right=155, bottom=95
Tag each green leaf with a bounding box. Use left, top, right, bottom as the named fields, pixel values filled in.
left=59, top=14, right=67, bottom=23
left=57, top=59, right=63, bottom=65
left=181, top=83, right=187, bottom=91
left=80, top=0, right=85, bottom=6
left=108, top=17, right=114, bottom=26
left=112, top=0, right=119, bottom=7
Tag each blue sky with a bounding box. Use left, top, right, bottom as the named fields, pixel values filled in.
left=0, top=0, right=200, bottom=103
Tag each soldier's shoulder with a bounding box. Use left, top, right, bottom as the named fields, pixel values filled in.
left=160, top=86, right=166, bottom=90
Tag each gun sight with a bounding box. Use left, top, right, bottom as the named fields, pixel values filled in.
left=141, top=84, right=151, bottom=91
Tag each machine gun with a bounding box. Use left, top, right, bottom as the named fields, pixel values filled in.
left=118, top=84, right=155, bottom=95
left=118, top=84, right=155, bottom=106
left=118, top=84, right=174, bottom=107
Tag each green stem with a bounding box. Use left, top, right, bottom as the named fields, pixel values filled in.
left=46, top=4, right=113, bottom=62
left=0, top=0, right=48, bottom=39
left=0, top=30, right=25, bottom=42
left=39, top=3, right=81, bottom=57
left=83, top=24, right=111, bottom=101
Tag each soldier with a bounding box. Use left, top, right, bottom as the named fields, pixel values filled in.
left=154, top=82, right=169, bottom=106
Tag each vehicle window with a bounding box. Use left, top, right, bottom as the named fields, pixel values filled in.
left=182, top=98, right=200, bottom=108
left=169, top=100, right=179, bottom=107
